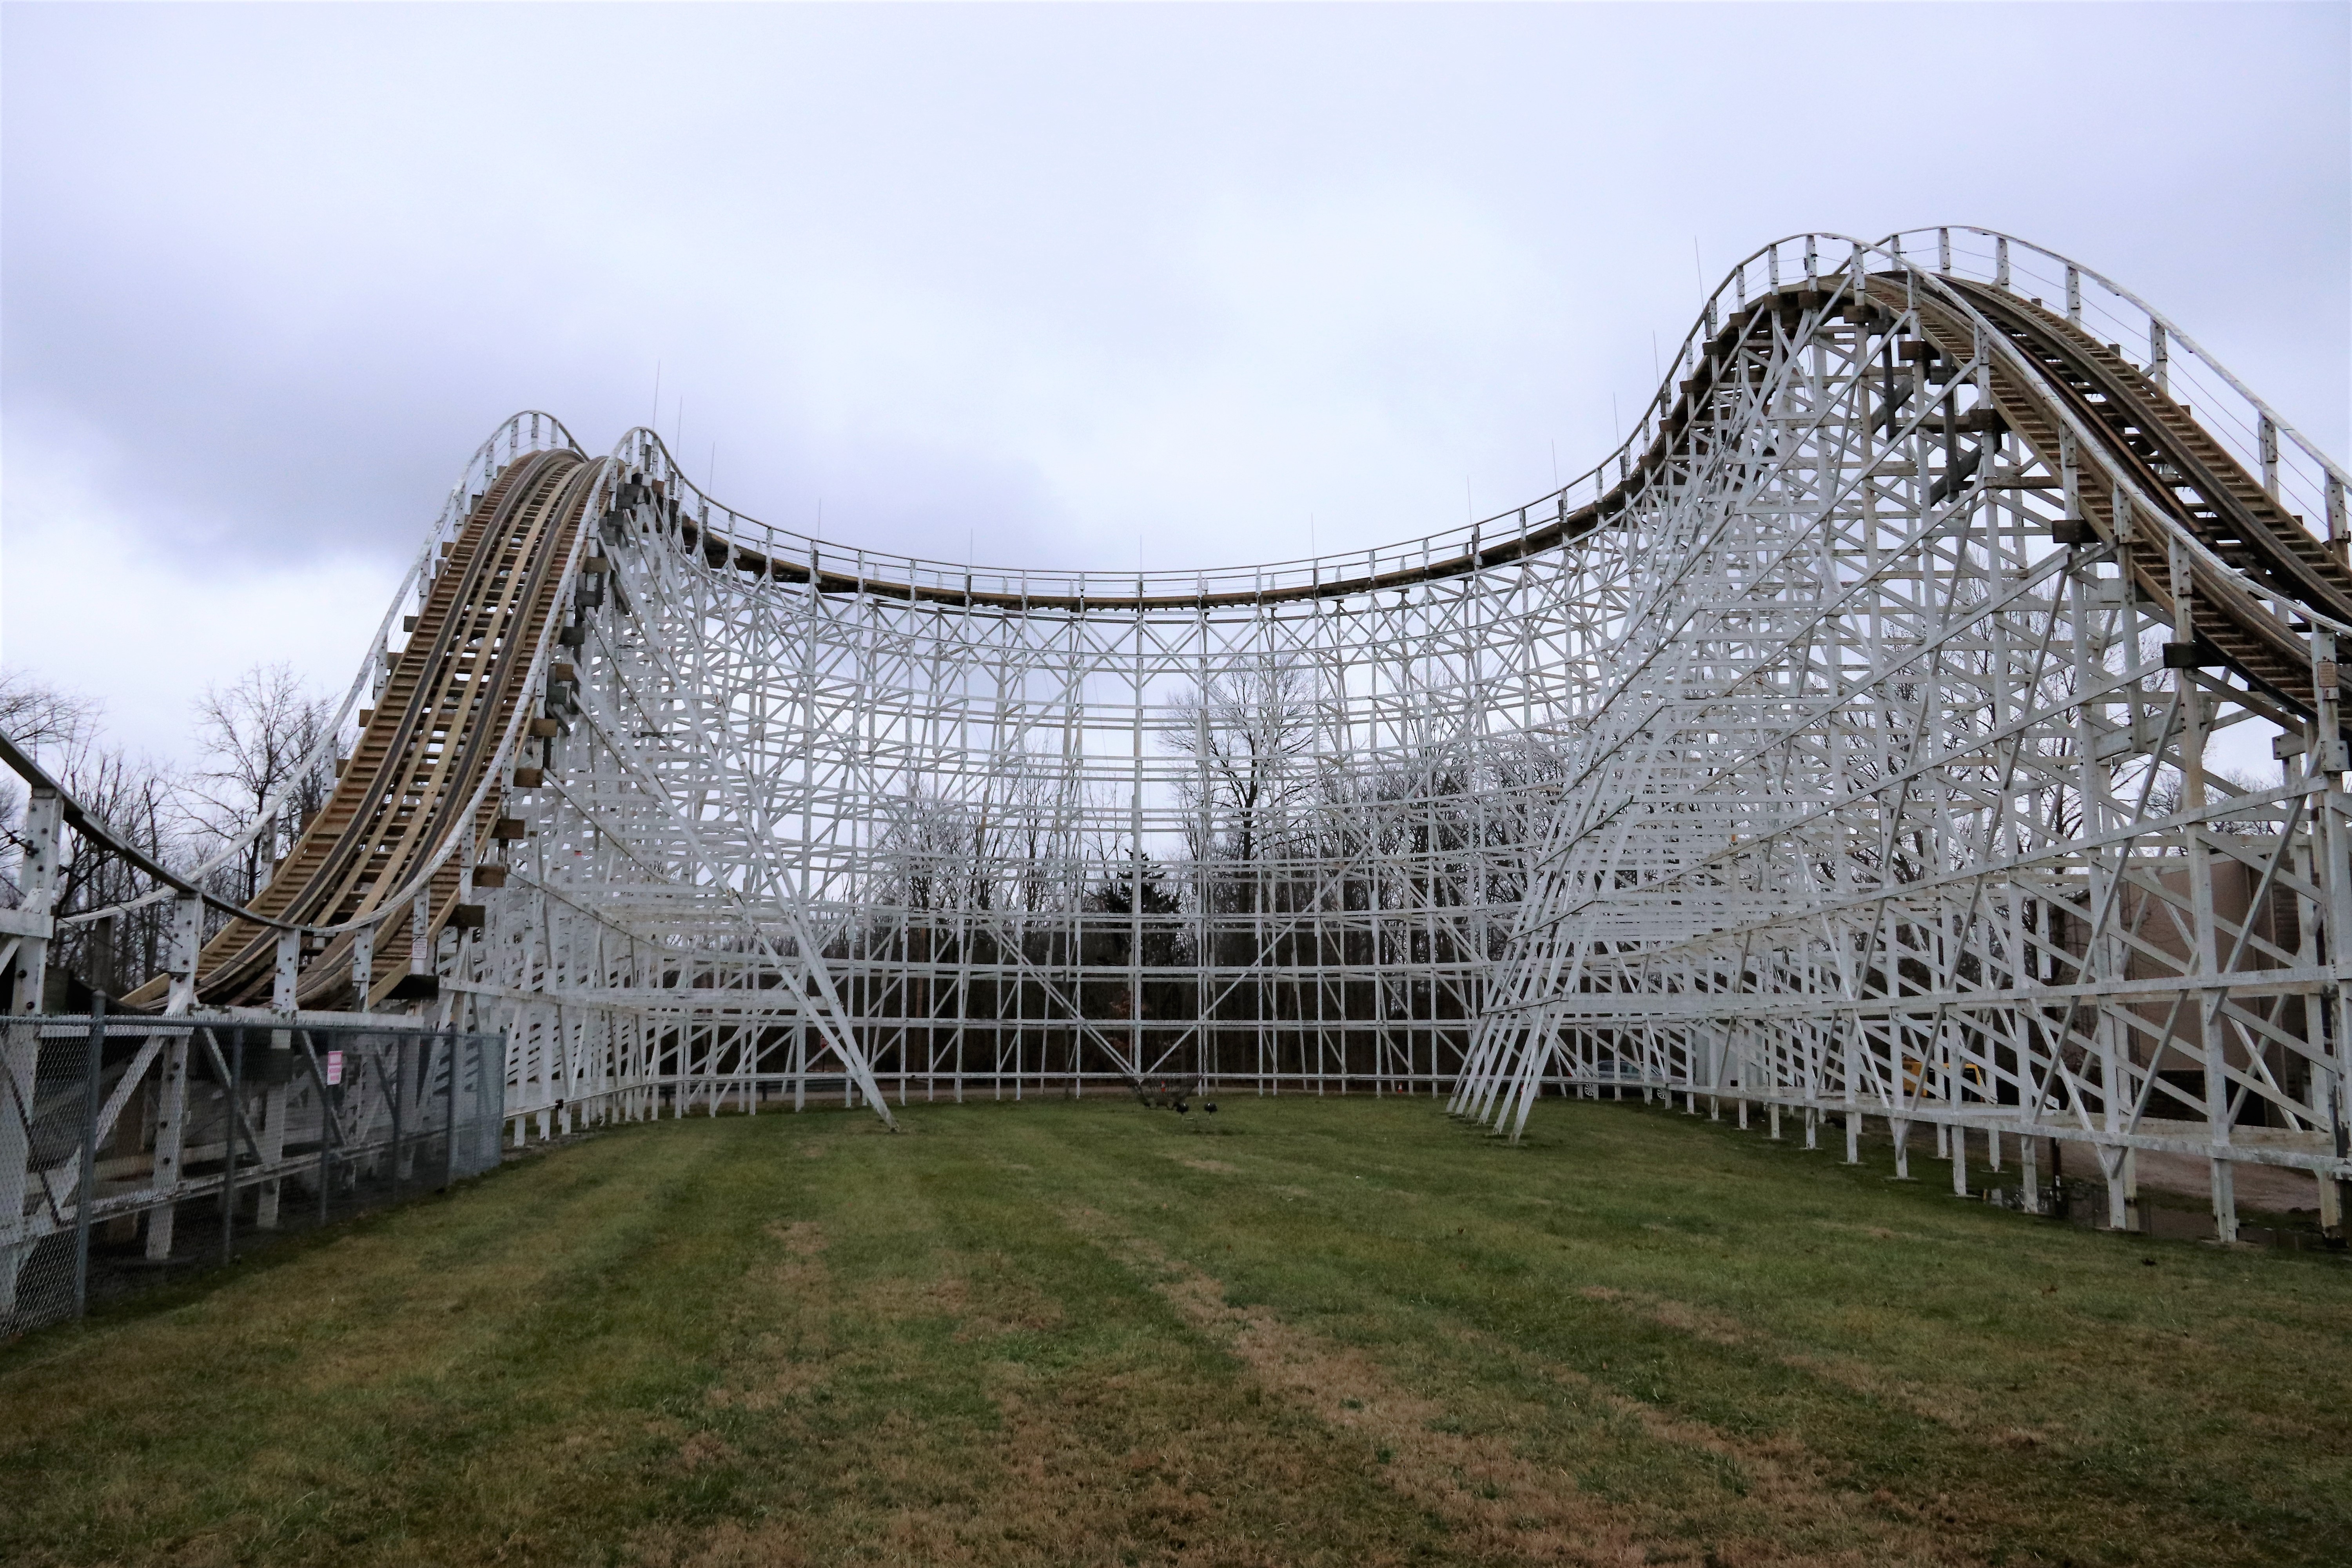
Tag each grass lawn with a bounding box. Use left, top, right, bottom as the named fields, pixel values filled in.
left=3, top=1094, right=2347, bottom=1567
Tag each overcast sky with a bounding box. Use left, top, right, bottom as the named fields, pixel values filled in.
left=3, top=2, right=2346, bottom=766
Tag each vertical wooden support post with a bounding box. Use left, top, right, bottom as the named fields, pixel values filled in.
left=2312, top=633, right=2352, bottom=1237
left=315, top=1027, right=334, bottom=1227
left=145, top=892, right=201, bottom=1259
left=2149, top=321, right=2169, bottom=395
left=72, top=995, right=105, bottom=1318
left=1843, top=1018, right=1860, bottom=1163
left=389, top=1033, right=408, bottom=1194
left=2174, top=538, right=2234, bottom=1242
left=407, top=879, right=434, bottom=1185
left=164, top=890, right=201, bottom=1017
left=0, top=786, right=60, bottom=1318
left=352, top=922, right=374, bottom=1011
left=9, top=787, right=60, bottom=1016
left=793, top=1014, right=806, bottom=1112
left=256, top=927, right=299, bottom=1229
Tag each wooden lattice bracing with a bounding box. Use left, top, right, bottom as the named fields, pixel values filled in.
left=66, top=230, right=2348, bottom=1241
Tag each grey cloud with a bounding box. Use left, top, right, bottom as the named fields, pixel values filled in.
left=2, top=2, right=2344, bottom=759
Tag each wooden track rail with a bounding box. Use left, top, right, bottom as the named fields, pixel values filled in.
left=1898, top=283, right=2340, bottom=724
left=123, top=451, right=599, bottom=1009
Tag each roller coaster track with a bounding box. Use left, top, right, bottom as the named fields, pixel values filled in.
left=6, top=228, right=2347, bottom=1249
left=175, top=450, right=594, bottom=1009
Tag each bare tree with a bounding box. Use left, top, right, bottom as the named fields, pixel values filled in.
left=1, top=666, right=356, bottom=996
left=874, top=774, right=982, bottom=914
left=45, top=743, right=185, bottom=993
left=0, top=670, right=189, bottom=990
left=1165, top=656, right=1320, bottom=875
left=0, top=667, right=98, bottom=757
left=183, top=664, right=337, bottom=905
left=873, top=750, right=1094, bottom=923
left=1002, top=761, right=1089, bottom=918
left=0, top=669, right=102, bottom=907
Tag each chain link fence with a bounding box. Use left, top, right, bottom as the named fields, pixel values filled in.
left=2, top=1013, right=505, bottom=1336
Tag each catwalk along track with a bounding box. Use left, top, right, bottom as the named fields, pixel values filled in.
left=6, top=228, right=2348, bottom=1261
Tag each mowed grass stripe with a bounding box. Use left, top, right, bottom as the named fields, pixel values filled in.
left=2, top=1098, right=2346, bottom=1566
left=5, top=1124, right=760, bottom=1561
left=908, top=1097, right=2352, bottom=1565
left=631, top=1110, right=1453, bottom=1564
left=1082, top=1100, right=2352, bottom=1561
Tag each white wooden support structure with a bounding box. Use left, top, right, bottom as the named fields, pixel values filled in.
left=6, top=232, right=2348, bottom=1252
left=0, top=788, right=61, bottom=1314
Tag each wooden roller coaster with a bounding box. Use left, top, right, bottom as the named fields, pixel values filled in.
left=122, top=449, right=603, bottom=1010
left=10, top=226, right=2340, bottom=1254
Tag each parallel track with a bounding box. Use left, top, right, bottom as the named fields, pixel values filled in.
left=1936, top=279, right=2352, bottom=723
left=125, top=450, right=599, bottom=1008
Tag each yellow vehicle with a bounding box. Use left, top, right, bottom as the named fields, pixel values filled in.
left=1901, top=1055, right=1987, bottom=1095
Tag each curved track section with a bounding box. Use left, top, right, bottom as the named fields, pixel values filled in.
left=1450, top=232, right=2352, bottom=1238
left=107, top=417, right=901, bottom=1128
left=16, top=229, right=2348, bottom=1237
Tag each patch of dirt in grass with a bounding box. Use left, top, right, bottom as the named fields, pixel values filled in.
left=1069, top=1207, right=1976, bottom=1566
left=706, top=1220, right=836, bottom=1411
left=640, top=1522, right=809, bottom=1568
left=765, top=1218, right=826, bottom=1256
left=1579, top=1286, right=1749, bottom=1349
left=1810, top=1219, right=1941, bottom=1246
left=641, top=1397, right=1373, bottom=1568
left=1174, top=1155, right=1242, bottom=1174
left=907, top=1389, right=1407, bottom=1568
left=863, top=1255, right=1068, bottom=1340
left=677, top=1430, right=739, bottom=1470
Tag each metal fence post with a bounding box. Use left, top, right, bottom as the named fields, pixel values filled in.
left=389, top=1034, right=405, bottom=1203
left=73, top=996, right=104, bottom=1318
left=304, top=1029, right=331, bottom=1228
left=221, top=1029, right=243, bottom=1267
